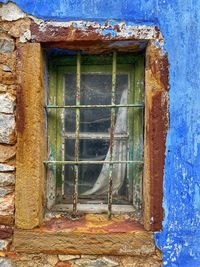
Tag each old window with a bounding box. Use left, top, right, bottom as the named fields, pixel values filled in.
left=46, top=52, right=144, bottom=217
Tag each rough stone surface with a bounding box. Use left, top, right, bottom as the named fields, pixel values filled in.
left=0, top=173, right=15, bottom=186
left=0, top=37, right=14, bottom=53
left=0, top=145, right=16, bottom=163
left=0, top=93, right=15, bottom=113
left=75, top=257, right=119, bottom=267
left=47, top=255, right=58, bottom=266
left=0, top=114, right=15, bottom=144
left=0, top=84, right=7, bottom=92
left=0, top=258, right=15, bottom=267
left=0, top=164, right=15, bottom=172
left=58, top=255, right=80, bottom=261
left=0, top=239, right=10, bottom=251
left=0, top=186, right=13, bottom=197
left=0, top=192, right=14, bottom=216
left=0, top=2, right=26, bottom=21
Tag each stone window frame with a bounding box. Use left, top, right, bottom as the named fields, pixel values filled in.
left=13, top=21, right=169, bottom=254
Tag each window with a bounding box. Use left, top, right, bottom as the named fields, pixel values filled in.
left=46, top=52, right=144, bottom=217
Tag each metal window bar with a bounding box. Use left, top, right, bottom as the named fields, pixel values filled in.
left=107, top=51, right=116, bottom=218
left=45, top=52, right=145, bottom=217
left=45, top=104, right=144, bottom=108
left=73, top=52, right=81, bottom=215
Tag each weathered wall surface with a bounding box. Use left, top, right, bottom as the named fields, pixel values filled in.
left=0, top=0, right=199, bottom=267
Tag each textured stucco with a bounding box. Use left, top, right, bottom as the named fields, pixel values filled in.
left=0, top=0, right=200, bottom=266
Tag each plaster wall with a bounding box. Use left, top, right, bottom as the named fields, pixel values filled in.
left=0, top=1, right=200, bottom=266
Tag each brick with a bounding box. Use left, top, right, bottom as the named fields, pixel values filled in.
left=0, top=93, right=15, bottom=113
left=0, top=114, right=16, bottom=144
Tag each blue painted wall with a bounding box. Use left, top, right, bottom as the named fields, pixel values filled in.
left=1, top=0, right=200, bottom=266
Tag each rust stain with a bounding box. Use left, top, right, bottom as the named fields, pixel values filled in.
left=16, top=84, right=25, bottom=134
left=43, top=216, right=86, bottom=231
left=148, top=45, right=169, bottom=91
left=149, top=91, right=168, bottom=230
left=40, top=214, right=144, bottom=234
left=102, top=219, right=144, bottom=233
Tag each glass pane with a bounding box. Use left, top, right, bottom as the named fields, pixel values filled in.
left=80, top=108, right=111, bottom=133
left=64, top=73, right=128, bottom=105
left=64, top=138, right=130, bottom=204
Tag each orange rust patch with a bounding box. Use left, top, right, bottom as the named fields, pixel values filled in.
left=41, top=214, right=143, bottom=234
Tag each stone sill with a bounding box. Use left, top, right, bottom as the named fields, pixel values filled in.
left=13, top=214, right=156, bottom=256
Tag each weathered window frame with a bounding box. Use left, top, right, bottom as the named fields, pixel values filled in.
left=46, top=53, right=144, bottom=217
left=13, top=23, right=169, bottom=254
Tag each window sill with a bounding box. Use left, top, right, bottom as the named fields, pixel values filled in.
left=13, top=214, right=155, bottom=256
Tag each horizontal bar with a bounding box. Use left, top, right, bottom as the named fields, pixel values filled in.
left=45, top=104, right=144, bottom=109
left=44, top=160, right=144, bottom=165
left=64, top=132, right=128, bottom=139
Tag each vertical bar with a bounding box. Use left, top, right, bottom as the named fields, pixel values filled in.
left=73, top=52, right=81, bottom=214
left=108, top=51, right=117, bottom=218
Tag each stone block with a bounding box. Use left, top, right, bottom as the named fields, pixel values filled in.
left=0, top=258, right=15, bottom=267
left=0, top=186, right=13, bottom=197
left=0, top=84, right=7, bottom=92
left=75, top=258, right=119, bottom=267
left=0, top=93, right=15, bottom=113
left=58, top=255, right=80, bottom=261
left=0, top=114, right=16, bottom=144
left=0, top=239, right=10, bottom=250
left=0, top=192, right=14, bottom=216
left=0, top=173, right=15, bottom=186
left=0, top=37, right=14, bottom=53
left=0, top=144, right=16, bottom=163
left=0, top=164, right=15, bottom=171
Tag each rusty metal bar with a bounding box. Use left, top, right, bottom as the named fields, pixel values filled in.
left=44, top=160, right=144, bottom=165
left=63, top=132, right=128, bottom=139
left=46, top=104, right=144, bottom=108
left=73, top=52, right=81, bottom=214
left=108, top=51, right=117, bottom=218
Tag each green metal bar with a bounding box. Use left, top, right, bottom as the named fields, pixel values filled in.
left=108, top=51, right=117, bottom=218
left=73, top=52, right=81, bottom=214
left=45, top=104, right=144, bottom=108
left=44, top=160, right=144, bottom=164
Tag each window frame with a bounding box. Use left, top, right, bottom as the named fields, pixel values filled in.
left=46, top=54, right=144, bottom=217
left=14, top=38, right=169, bottom=239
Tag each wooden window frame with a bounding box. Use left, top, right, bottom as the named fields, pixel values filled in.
left=13, top=36, right=169, bottom=253
left=46, top=54, right=144, bottom=216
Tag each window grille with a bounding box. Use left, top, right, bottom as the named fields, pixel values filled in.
left=45, top=51, right=144, bottom=218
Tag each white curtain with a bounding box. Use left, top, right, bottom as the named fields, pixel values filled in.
left=82, top=88, right=128, bottom=196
